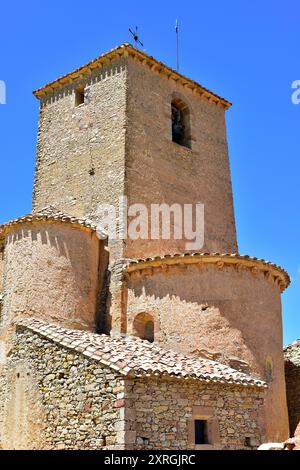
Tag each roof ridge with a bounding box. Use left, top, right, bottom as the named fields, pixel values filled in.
left=32, top=43, right=231, bottom=109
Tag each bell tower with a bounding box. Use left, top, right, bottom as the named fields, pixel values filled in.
left=32, top=43, right=237, bottom=263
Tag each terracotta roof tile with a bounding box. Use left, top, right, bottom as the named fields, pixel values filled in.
left=0, top=206, right=107, bottom=240
left=284, top=340, right=300, bottom=366
left=16, top=317, right=266, bottom=388
left=125, top=252, right=290, bottom=292
left=33, top=43, right=231, bottom=110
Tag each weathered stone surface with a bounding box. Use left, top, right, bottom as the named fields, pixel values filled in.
left=284, top=340, right=300, bottom=435
left=32, top=57, right=127, bottom=265
left=125, top=377, right=265, bottom=450
left=124, top=55, right=237, bottom=258
left=1, top=329, right=124, bottom=450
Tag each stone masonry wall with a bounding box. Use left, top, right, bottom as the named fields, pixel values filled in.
left=31, top=58, right=129, bottom=336
left=0, top=365, right=8, bottom=449
left=124, top=377, right=266, bottom=450
left=33, top=57, right=128, bottom=264
left=1, top=328, right=125, bottom=449
left=125, top=57, right=238, bottom=258
left=33, top=54, right=237, bottom=260
left=284, top=342, right=300, bottom=435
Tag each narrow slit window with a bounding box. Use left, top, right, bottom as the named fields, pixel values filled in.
left=75, top=86, right=85, bottom=106
left=194, top=419, right=209, bottom=445
left=144, top=320, right=154, bottom=343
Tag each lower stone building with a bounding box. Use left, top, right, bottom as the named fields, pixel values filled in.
left=0, top=318, right=266, bottom=450
left=284, top=340, right=300, bottom=436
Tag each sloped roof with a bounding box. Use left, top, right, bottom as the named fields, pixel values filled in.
left=33, top=43, right=231, bottom=109
left=0, top=206, right=107, bottom=240
left=16, top=317, right=266, bottom=388
left=284, top=340, right=300, bottom=366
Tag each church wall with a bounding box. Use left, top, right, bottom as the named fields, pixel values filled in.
left=126, top=263, right=289, bottom=441
left=0, top=222, right=100, bottom=338
left=124, top=57, right=238, bottom=258
left=125, top=377, right=265, bottom=450
left=1, top=327, right=125, bottom=449
left=32, top=57, right=128, bottom=264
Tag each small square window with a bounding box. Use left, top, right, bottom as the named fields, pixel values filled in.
left=195, top=419, right=209, bottom=445
left=75, top=86, right=85, bottom=107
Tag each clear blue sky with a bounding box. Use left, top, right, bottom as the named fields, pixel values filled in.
left=0, top=1, right=299, bottom=345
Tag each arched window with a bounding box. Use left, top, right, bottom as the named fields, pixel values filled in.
left=144, top=320, right=154, bottom=343
left=265, top=356, right=273, bottom=383
left=171, top=98, right=191, bottom=148
left=133, top=312, right=155, bottom=343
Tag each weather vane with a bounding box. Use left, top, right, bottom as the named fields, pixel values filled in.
left=129, top=26, right=144, bottom=48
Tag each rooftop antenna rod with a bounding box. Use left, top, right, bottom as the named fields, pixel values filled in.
left=129, top=26, right=144, bottom=48
left=175, top=19, right=179, bottom=71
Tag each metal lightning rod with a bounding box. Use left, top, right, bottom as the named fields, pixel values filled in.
left=175, top=19, right=179, bottom=72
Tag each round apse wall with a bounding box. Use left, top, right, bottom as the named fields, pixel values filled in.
left=126, top=260, right=289, bottom=441
left=1, top=222, right=100, bottom=331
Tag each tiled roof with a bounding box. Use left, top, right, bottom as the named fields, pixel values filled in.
left=284, top=339, right=300, bottom=351
left=284, top=340, right=300, bottom=366
left=125, top=252, right=290, bottom=292
left=0, top=206, right=107, bottom=240
left=16, top=317, right=266, bottom=388
left=33, top=43, right=231, bottom=109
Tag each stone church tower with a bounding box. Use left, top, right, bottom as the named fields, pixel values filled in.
left=0, top=44, right=290, bottom=446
